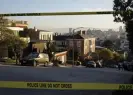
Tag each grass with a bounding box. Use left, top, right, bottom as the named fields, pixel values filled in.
left=4, top=59, right=16, bottom=64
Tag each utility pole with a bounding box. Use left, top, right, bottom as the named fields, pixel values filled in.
left=72, top=29, right=75, bottom=67
left=72, top=27, right=84, bottom=67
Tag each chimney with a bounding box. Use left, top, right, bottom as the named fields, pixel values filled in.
left=82, top=31, right=86, bottom=35
left=80, top=30, right=82, bottom=35
left=34, top=26, right=37, bottom=31
left=69, top=28, right=72, bottom=33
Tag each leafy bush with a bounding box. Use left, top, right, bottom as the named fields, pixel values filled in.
left=113, top=52, right=121, bottom=62
left=99, top=49, right=114, bottom=61
left=5, top=58, right=16, bottom=64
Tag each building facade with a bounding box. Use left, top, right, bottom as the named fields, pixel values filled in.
left=53, top=35, right=72, bottom=52
left=67, top=34, right=95, bottom=57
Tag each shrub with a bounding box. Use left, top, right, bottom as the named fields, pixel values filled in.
left=99, top=49, right=114, bottom=61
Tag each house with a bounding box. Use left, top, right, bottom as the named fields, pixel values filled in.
left=67, top=34, right=95, bottom=57
left=7, top=20, right=28, bottom=28
left=21, top=27, right=54, bottom=53
left=53, top=34, right=72, bottom=52
left=7, top=27, right=24, bottom=36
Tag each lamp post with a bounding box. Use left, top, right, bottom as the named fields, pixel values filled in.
left=72, top=29, right=75, bottom=67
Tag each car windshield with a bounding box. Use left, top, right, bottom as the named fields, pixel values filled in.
left=87, top=61, right=94, bottom=64
left=27, top=53, right=39, bottom=58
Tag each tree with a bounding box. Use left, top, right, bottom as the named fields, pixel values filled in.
left=0, top=17, right=27, bottom=64
left=0, top=17, right=14, bottom=45
left=102, top=40, right=114, bottom=50
left=8, top=37, right=27, bottom=64
left=99, top=49, right=114, bottom=61
left=113, top=0, right=133, bottom=53
left=0, top=17, right=15, bottom=58
left=44, top=40, right=56, bottom=62
left=113, top=52, right=121, bottom=62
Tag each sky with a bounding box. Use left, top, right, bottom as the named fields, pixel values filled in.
left=0, top=0, right=124, bottom=30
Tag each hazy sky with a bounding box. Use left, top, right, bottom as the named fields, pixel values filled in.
left=0, top=0, right=123, bottom=29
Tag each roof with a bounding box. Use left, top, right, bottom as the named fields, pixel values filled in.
left=38, top=29, right=51, bottom=32
left=54, top=34, right=95, bottom=40
left=7, top=27, right=24, bottom=31
left=53, top=35, right=72, bottom=40
left=69, top=34, right=93, bottom=39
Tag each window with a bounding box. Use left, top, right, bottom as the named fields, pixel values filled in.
left=89, top=40, right=92, bottom=45
left=39, top=54, right=44, bottom=58
left=77, top=41, right=81, bottom=47
left=47, top=35, right=49, bottom=40
left=44, top=35, right=46, bottom=40
left=78, top=47, right=81, bottom=55
left=43, top=35, right=45, bottom=40
left=41, top=35, right=43, bottom=40
left=69, top=41, right=73, bottom=46
left=49, top=35, right=51, bottom=40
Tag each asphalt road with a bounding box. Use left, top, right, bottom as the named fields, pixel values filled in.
left=0, top=65, right=133, bottom=95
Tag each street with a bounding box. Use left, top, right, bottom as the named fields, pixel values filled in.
left=0, top=65, right=133, bottom=95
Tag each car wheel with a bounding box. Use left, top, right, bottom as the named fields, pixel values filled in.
left=44, top=61, right=48, bottom=67
left=33, top=61, right=37, bottom=67
left=21, top=63, right=24, bottom=66
left=94, top=65, right=96, bottom=68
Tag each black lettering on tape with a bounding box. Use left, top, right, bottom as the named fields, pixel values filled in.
left=119, top=85, right=133, bottom=90
left=61, top=84, right=72, bottom=88
left=48, top=83, right=52, bottom=88
left=27, top=83, right=31, bottom=87
left=126, top=85, right=132, bottom=90
left=39, top=83, right=47, bottom=88
left=53, top=84, right=60, bottom=88
left=27, top=83, right=38, bottom=88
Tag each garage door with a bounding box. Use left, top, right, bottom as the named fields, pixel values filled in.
left=62, top=56, right=65, bottom=63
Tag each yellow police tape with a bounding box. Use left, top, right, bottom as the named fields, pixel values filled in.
left=0, top=11, right=114, bottom=16
left=0, top=11, right=132, bottom=16
left=0, top=81, right=133, bottom=90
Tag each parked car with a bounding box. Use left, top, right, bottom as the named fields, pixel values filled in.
left=86, top=61, right=96, bottom=68
left=20, top=52, right=49, bottom=66
left=75, top=61, right=82, bottom=66
left=124, top=62, right=133, bottom=71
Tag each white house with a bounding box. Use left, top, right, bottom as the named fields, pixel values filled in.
left=7, top=27, right=24, bottom=36
left=39, top=30, right=53, bottom=41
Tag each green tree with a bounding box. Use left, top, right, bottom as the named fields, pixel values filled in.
left=8, top=37, right=27, bottom=64
left=0, top=17, right=14, bottom=45
left=113, top=0, right=133, bottom=53
left=44, top=40, right=56, bottom=62
left=0, top=17, right=28, bottom=64
left=102, top=40, right=114, bottom=50
left=113, top=52, right=121, bottom=62
left=99, top=49, right=114, bottom=61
